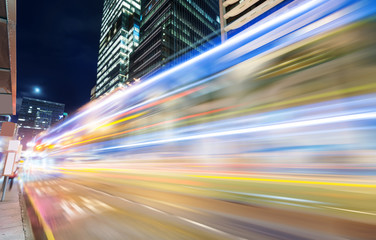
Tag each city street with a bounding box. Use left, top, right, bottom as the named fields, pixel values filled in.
left=2, top=0, right=376, bottom=239
left=23, top=162, right=376, bottom=240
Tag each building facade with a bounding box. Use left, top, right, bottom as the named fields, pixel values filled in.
left=93, top=0, right=141, bottom=99
left=219, top=0, right=290, bottom=41
left=0, top=0, right=16, bottom=115
left=17, top=98, right=65, bottom=145
left=129, top=0, right=220, bottom=81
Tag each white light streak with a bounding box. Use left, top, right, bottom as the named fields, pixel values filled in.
left=38, top=0, right=325, bottom=143
left=98, top=112, right=376, bottom=152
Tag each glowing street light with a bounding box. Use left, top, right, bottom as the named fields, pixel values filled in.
left=34, top=87, right=41, bottom=94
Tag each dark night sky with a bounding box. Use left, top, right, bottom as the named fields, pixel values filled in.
left=17, top=1, right=103, bottom=114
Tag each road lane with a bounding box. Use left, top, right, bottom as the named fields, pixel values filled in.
left=23, top=169, right=376, bottom=240
left=25, top=179, right=232, bottom=240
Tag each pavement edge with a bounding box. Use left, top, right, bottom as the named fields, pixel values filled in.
left=23, top=186, right=55, bottom=240
left=18, top=184, right=35, bottom=240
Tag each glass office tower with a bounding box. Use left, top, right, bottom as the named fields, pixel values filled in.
left=129, top=0, right=220, bottom=81
left=17, top=97, right=65, bottom=146
left=93, top=0, right=141, bottom=99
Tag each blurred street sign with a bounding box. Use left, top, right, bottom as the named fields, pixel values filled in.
left=2, top=152, right=16, bottom=176
left=8, top=140, right=20, bottom=151
left=0, top=122, right=16, bottom=137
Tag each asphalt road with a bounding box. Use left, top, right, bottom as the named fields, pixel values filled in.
left=22, top=164, right=376, bottom=240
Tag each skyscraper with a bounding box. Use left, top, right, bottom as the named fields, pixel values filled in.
left=93, top=0, right=141, bottom=99
left=17, top=98, right=65, bottom=146
left=129, top=0, right=220, bottom=81
left=219, top=0, right=290, bottom=41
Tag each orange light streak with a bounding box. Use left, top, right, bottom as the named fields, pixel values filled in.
left=62, top=103, right=235, bottom=149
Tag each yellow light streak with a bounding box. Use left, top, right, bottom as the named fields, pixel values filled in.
left=94, top=112, right=146, bottom=130
left=61, top=112, right=146, bottom=147
left=188, top=175, right=376, bottom=188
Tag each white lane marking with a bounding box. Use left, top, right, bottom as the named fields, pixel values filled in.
left=68, top=181, right=244, bottom=239
left=86, top=204, right=101, bottom=213
left=35, top=189, right=42, bottom=196
left=94, top=199, right=114, bottom=211
left=178, top=217, right=225, bottom=234
left=79, top=196, right=114, bottom=213
left=142, top=205, right=166, bottom=214
left=178, top=217, right=246, bottom=240
left=79, top=196, right=90, bottom=202
left=60, top=186, right=70, bottom=191
left=61, top=200, right=75, bottom=217
left=71, top=202, right=85, bottom=214
left=208, top=188, right=323, bottom=204
left=323, top=206, right=376, bottom=216
left=264, top=200, right=315, bottom=208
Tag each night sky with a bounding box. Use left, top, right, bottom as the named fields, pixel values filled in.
left=17, top=1, right=103, bottom=114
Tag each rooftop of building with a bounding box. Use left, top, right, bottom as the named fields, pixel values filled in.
left=22, top=97, right=65, bottom=107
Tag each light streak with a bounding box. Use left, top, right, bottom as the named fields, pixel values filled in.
left=187, top=175, right=376, bottom=188
left=113, top=86, right=204, bottom=119
left=56, top=85, right=376, bottom=152
left=37, top=0, right=326, bottom=144
left=62, top=105, right=236, bottom=149
left=44, top=84, right=205, bottom=147
left=323, top=206, right=376, bottom=216
left=42, top=89, right=126, bottom=137
left=94, top=112, right=146, bottom=130
left=216, top=190, right=324, bottom=204
left=97, top=112, right=376, bottom=152
left=60, top=87, right=205, bottom=148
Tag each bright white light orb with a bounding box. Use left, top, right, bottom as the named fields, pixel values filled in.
left=34, top=87, right=41, bottom=94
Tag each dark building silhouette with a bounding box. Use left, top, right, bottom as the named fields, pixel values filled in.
left=129, top=0, right=220, bottom=81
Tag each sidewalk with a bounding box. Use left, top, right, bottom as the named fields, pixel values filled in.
left=0, top=178, right=33, bottom=240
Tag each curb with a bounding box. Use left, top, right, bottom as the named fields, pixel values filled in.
left=23, top=186, right=55, bottom=240
left=19, top=184, right=35, bottom=240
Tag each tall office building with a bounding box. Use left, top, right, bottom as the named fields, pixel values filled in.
left=93, top=0, right=141, bottom=99
left=17, top=98, right=65, bottom=145
left=219, top=0, right=290, bottom=41
left=129, top=0, right=220, bottom=81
